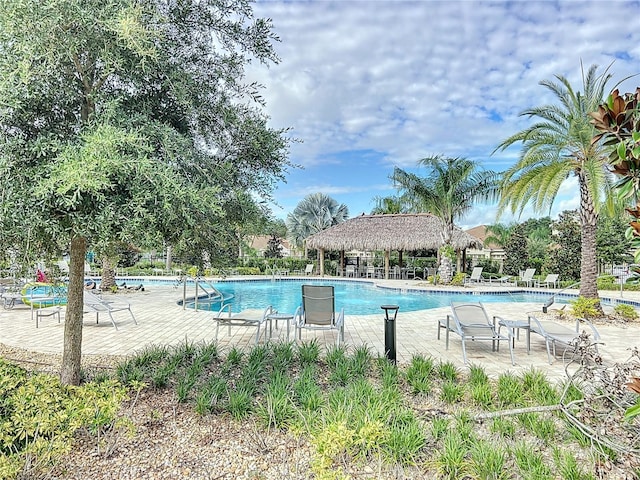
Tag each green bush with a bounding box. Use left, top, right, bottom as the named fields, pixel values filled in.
left=597, top=275, right=617, bottom=290
left=614, top=303, right=639, bottom=321
left=570, top=296, right=601, bottom=319
left=0, top=360, right=127, bottom=479
left=451, top=272, right=465, bottom=286
left=234, top=266, right=261, bottom=275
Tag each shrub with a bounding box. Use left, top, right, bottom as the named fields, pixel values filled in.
left=597, top=275, right=617, bottom=290
left=0, top=360, right=127, bottom=478
left=451, top=272, right=465, bottom=286
left=570, top=296, right=601, bottom=319
left=614, top=303, right=639, bottom=321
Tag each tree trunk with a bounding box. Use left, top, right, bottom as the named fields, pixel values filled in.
left=578, top=172, right=603, bottom=313
left=165, top=245, right=172, bottom=271
left=100, top=257, right=116, bottom=291
left=439, top=255, right=453, bottom=284
left=60, top=235, right=86, bottom=386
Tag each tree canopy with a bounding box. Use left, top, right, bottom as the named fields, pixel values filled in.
left=0, top=0, right=292, bottom=384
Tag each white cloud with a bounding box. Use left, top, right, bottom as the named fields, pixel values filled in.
left=247, top=0, right=640, bottom=223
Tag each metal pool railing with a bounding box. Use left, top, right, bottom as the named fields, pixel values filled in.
left=180, top=275, right=225, bottom=311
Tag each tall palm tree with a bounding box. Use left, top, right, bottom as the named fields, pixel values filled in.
left=391, top=155, right=499, bottom=282
left=370, top=195, right=409, bottom=214
left=494, top=63, right=616, bottom=309
left=286, top=193, right=349, bottom=255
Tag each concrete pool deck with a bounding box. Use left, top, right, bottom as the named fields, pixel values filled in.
left=0, top=276, right=638, bottom=381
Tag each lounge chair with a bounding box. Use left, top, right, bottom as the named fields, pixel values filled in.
left=484, top=274, right=515, bottom=286
left=346, top=265, right=356, bottom=277
left=437, top=301, right=514, bottom=365
left=464, top=267, right=483, bottom=285
left=83, top=290, right=137, bottom=330
left=304, top=264, right=314, bottom=275
left=293, top=285, right=345, bottom=346
left=527, top=315, right=600, bottom=364
left=519, top=268, right=536, bottom=287
left=212, top=304, right=275, bottom=344
left=536, top=274, right=559, bottom=289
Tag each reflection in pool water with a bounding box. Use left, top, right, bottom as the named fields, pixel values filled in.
left=180, top=279, right=570, bottom=315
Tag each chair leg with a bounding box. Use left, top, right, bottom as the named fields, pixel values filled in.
left=108, top=312, right=118, bottom=330
left=460, top=338, right=468, bottom=365
left=508, top=336, right=515, bottom=366
left=254, top=324, right=261, bottom=344
left=545, top=339, right=553, bottom=364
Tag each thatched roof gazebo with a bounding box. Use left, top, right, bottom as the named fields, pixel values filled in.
left=305, top=213, right=483, bottom=278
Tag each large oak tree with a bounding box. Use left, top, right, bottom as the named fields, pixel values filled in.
left=0, top=0, right=292, bottom=384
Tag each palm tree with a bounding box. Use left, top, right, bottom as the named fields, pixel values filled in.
left=370, top=195, right=409, bottom=214
left=494, top=63, right=616, bottom=310
left=391, top=155, right=499, bottom=283
left=286, top=193, right=349, bottom=255
left=484, top=223, right=515, bottom=249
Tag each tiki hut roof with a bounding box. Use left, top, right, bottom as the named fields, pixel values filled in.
left=305, top=213, right=483, bottom=251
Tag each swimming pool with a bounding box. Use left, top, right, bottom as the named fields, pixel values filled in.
left=177, top=279, right=570, bottom=315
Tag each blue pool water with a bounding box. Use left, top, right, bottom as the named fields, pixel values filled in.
left=176, top=279, right=568, bottom=315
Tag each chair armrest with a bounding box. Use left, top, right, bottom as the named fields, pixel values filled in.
left=293, top=306, right=303, bottom=327
left=261, top=305, right=275, bottom=322
left=214, top=303, right=233, bottom=318
left=528, top=314, right=545, bottom=334
left=336, top=308, right=345, bottom=327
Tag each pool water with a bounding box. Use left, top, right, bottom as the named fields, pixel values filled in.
left=183, top=279, right=566, bottom=315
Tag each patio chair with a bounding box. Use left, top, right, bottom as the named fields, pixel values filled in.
left=464, top=267, right=483, bottom=285
left=366, top=265, right=376, bottom=278
left=346, top=265, right=356, bottom=277
left=293, top=285, right=345, bottom=346
left=519, top=268, right=536, bottom=287
left=527, top=315, right=600, bottom=364
left=212, top=304, right=275, bottom=344
left=390, top=265, right=401, bottom=279
left=304, top=264, right=314, bottom=275
left=438, top=301, right=514, bottom=365
left=83, top=290, right=137, bottom=330
left=536, top=274, right=559, bottom=288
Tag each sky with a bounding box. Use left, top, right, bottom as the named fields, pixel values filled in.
left=246, top=0, right=640, bottom=229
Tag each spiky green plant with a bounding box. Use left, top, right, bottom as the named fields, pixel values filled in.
left=297, top=339, right=320, bottom=366
left=441, top=380, right=465, bottom=404
left=468, top=438, right=508, bottom=480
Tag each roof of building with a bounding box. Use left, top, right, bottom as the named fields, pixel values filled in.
left=305, top=213, right=483, bottom=251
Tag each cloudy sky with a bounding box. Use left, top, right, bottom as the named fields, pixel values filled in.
left=247, top=0, right=640, bottom=228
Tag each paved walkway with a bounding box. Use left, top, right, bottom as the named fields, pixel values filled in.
left=1, top=277, right=638, bottom=381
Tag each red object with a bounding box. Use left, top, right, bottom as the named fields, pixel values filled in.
left=36, top=269, right=48, bottom=283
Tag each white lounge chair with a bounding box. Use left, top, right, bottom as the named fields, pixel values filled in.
left=83, top=290, right=137, bottom=330
left=527, top=315, right=600, bottom=364
left=294, top=285, right=345, bottom=346
left=536, top=274, right=559, bottom=288
left=464, top=267, right=483, bottom=285
left=212, top=304, right=275, bottom=344
left=345, top=265, right=356, bottom=277
left=520, top=268, right=536, bottom=287
left=438, top=301, right=514, bottom=365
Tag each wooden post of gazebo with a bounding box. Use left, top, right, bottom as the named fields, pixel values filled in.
left=319, top=248, right=325, bottom=277
left=384, top=250, right=390, bottom=279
